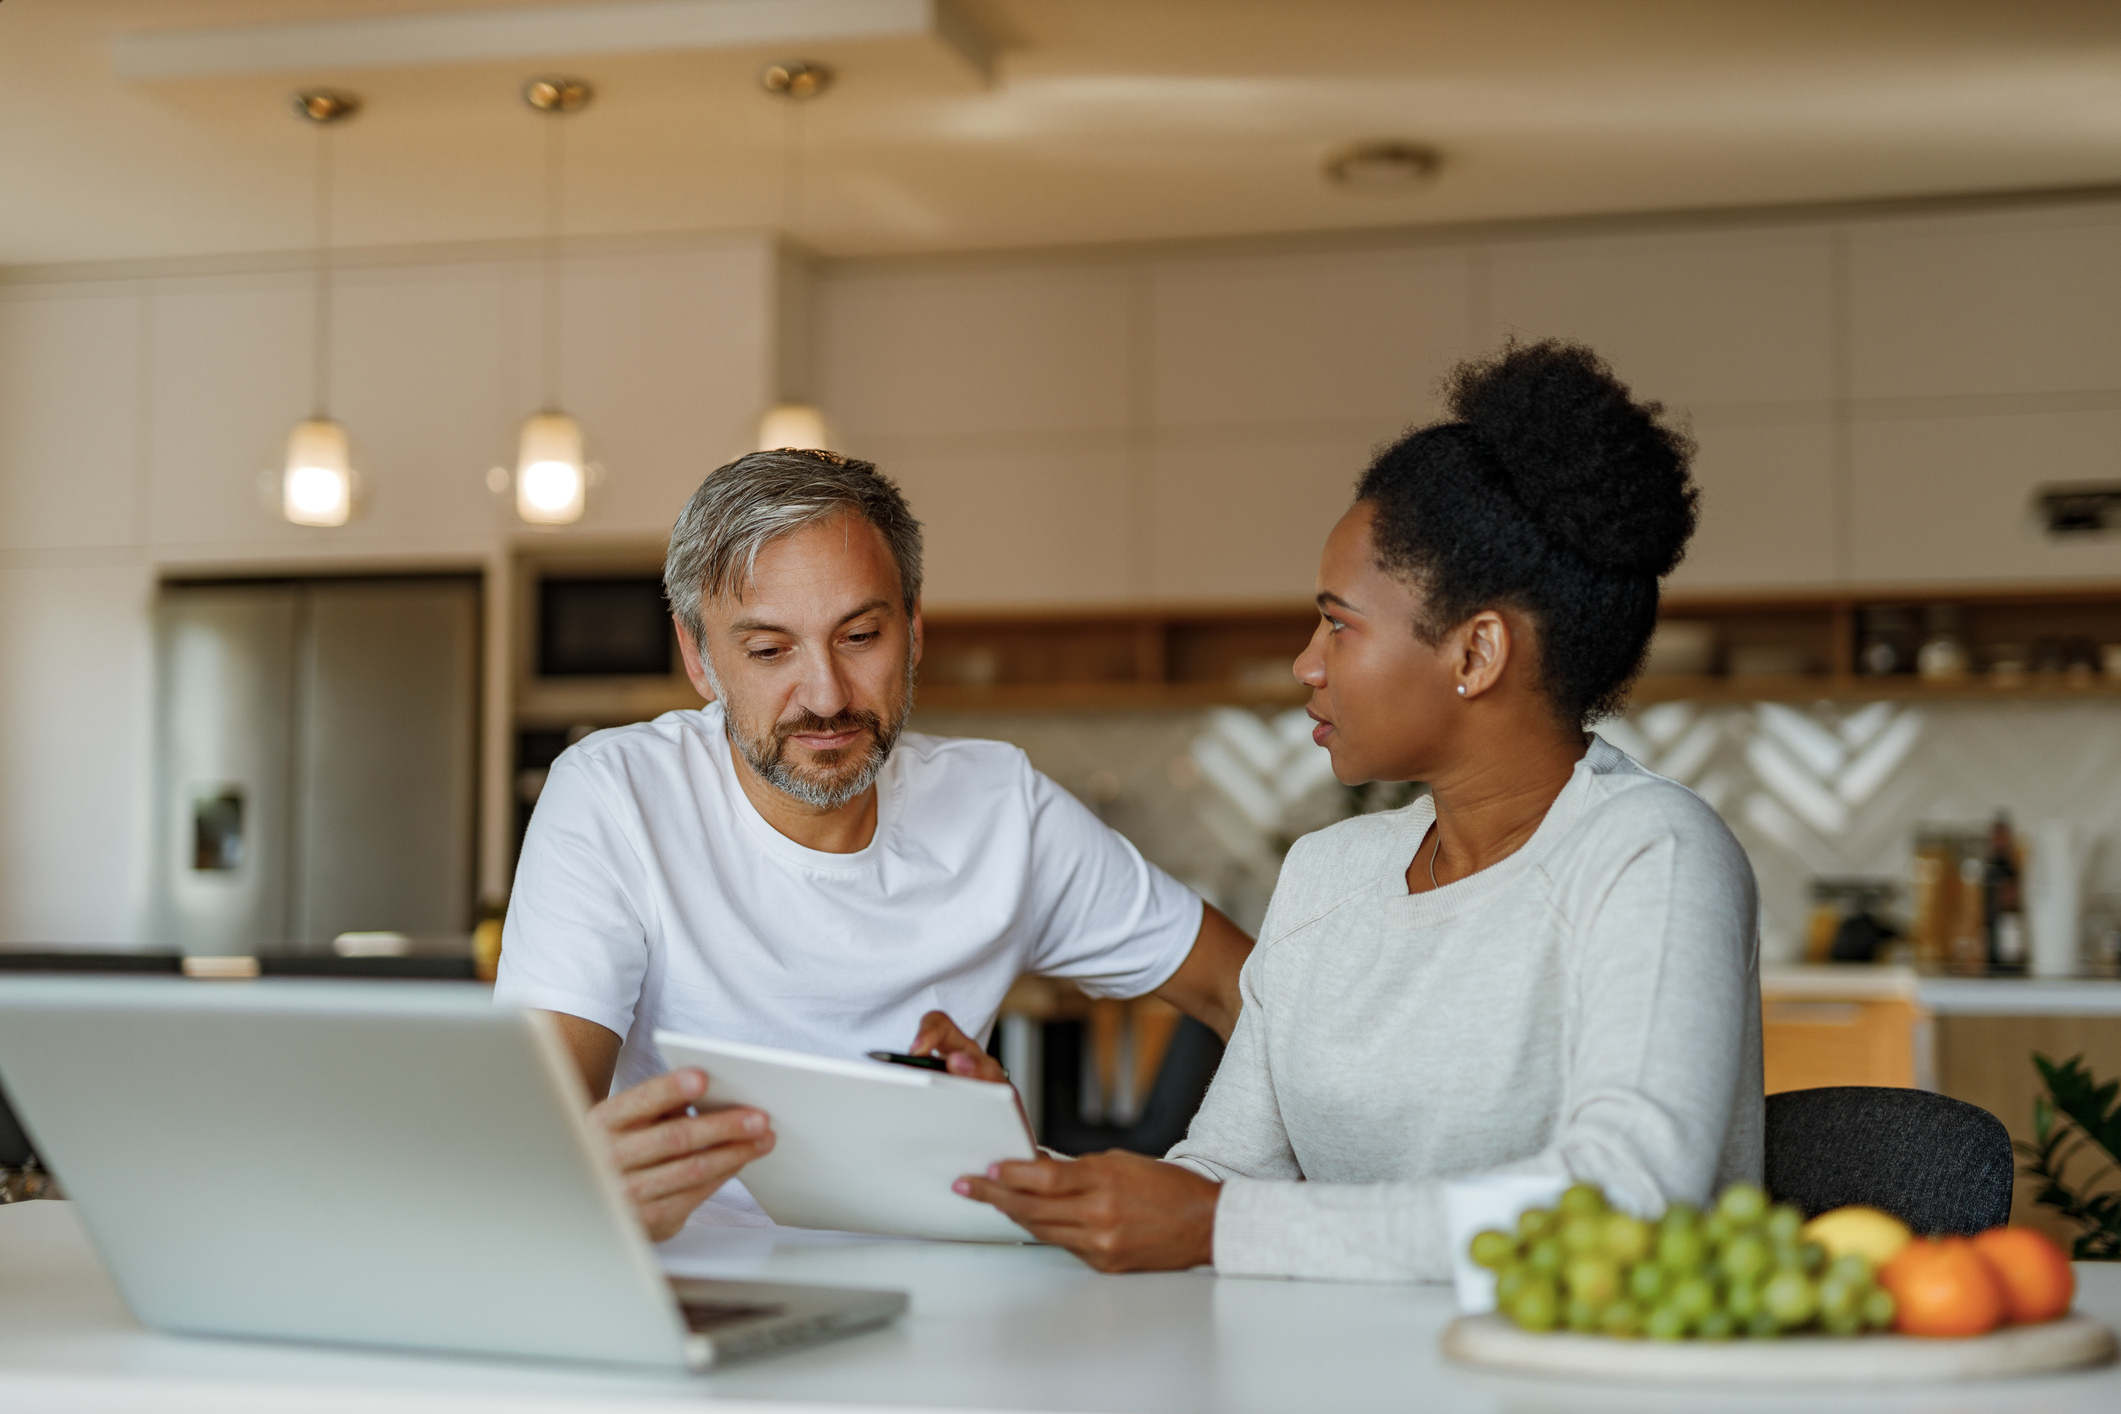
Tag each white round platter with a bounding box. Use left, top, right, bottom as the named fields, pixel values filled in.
left=1441, top=1312, right=2117, bottom=1385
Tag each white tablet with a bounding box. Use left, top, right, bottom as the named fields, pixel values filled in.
left=656, top=1031, right=1039, bottom=1243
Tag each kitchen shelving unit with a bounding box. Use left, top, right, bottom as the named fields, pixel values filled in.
left=509, top=541, right=2121, bottom=722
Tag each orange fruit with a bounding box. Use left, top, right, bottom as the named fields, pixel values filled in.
left=1971, top=1227, right=2075, bottom=1324
left=1878, top=1236, right=2008, bottom=1337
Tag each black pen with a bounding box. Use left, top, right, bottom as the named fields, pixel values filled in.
left=867, top=1050, right=950, bottom=1072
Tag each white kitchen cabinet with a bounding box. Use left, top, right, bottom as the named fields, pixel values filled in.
left=1849, top=406, right=2121, bottom=584
left=1147, top=422, right=1397, bottom=602
left=819, top=263, right=1134, bottom=441
left=873, top=430, right=1139, bottom=608
left=1149, top=246, right=1474, bottom=431
left=1849, top=203, right=2121, bottom=401
left=1486, top=227, right=1836, bottom=408
left=0, top=284, right=147, bottom=551
left=1667, top=415, right=1839, bottom=591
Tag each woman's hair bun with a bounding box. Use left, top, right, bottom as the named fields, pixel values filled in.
left=1446, top=340, right=1697, bottom=578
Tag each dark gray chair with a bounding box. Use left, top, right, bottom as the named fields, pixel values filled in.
left=1763, top=1086, right=2014, bottom=1235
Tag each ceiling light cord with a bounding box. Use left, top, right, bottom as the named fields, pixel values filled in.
left=311, top=119, right=333, bottom=420
left=541, top=109, right=565, bottom=414
left=761, top=61, right=832, bottom=240
left=783, top=96, right=803, bottom=237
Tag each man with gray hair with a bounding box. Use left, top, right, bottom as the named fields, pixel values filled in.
left=498, top=449, right=1252, bottom=1239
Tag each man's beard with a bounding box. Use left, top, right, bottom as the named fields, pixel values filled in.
left=714, top=652, right=917, bottom=811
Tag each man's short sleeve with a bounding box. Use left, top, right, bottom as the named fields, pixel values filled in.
left=493, top=749, right=653, bottom=1042
left=1016, top=764, right=1203, bottom=999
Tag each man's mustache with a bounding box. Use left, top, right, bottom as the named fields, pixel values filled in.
left=774, top=709, right=881, bottom=745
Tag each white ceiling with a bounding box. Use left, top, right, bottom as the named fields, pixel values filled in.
left=4, top=0, right=2121, bottom=268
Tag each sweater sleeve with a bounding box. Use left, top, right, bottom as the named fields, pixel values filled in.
left=1204, top=793, right=1759, bottom=1282
left=1162, top=954, right=1300, bottom=1185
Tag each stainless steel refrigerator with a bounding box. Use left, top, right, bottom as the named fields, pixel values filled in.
left=150, top=577, right=480, bottom=955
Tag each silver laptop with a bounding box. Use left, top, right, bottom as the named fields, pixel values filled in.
left=0, top=976, right=905, bottom=1370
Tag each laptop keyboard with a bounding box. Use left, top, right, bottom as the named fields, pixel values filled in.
left=680, top=1300, right=785, bottom=1333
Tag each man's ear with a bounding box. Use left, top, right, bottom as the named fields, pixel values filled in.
left=673, top=616, right=716, bottom=704
left=1456, top=609, right=1512, bottom=700
left=908, top=599, right=924, bottom=671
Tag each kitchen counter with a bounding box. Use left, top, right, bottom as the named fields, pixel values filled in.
left=1763, top=966, right=2121, bottom=1014
left=4, top=1200, right=2119, bottom=1413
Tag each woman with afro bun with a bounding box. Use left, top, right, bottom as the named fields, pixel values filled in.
left=961, top=341, right=1764, bottom=1280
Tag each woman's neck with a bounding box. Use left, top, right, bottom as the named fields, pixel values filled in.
left=1408, top=729, right=1589, bottom=893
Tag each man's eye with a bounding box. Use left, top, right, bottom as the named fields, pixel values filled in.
left=1324, top=616, right=1345, bottom=633
left=846, top=631, right=878, bottom=646
left=748, top=646, right=787, bottom=662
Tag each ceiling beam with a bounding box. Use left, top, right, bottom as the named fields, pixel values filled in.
left=111, top=0, right=994, bottom=81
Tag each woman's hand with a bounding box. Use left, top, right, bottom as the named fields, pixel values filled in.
left=589, top=1067, right=774, bottom=1242
left=907, top=1010, right=1009, bottom=1083
left=956, top=1150, right=1220, bottom=1272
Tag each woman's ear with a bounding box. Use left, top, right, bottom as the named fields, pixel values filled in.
left=1456, top=610, right=1512, bottom=700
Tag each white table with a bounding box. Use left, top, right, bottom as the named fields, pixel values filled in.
left=3, top=1201, right=2118, bottom=1414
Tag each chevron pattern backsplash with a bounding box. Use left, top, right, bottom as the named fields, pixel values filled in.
left=912, top=699, right=2121, bottom=963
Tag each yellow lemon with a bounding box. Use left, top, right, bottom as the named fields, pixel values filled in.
left=1801, top=1206, right=1912, bottom=1268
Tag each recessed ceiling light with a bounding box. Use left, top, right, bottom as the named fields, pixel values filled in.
left=1323, top=141, right=1442, bottom=191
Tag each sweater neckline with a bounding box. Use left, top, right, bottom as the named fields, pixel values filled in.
left=1377, top=735, right=1622, bottom=916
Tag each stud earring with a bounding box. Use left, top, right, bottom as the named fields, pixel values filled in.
left=1456, top=685, right=1467, bottom=697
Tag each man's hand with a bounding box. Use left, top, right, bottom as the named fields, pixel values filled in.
left=954, top=1150, right=1219, bottom=1272
left=589, top=1068, right=774, bottom=1242
left=906, top=1010, right=1008, bottom=1083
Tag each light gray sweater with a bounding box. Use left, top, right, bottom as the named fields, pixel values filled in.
left=1167, top=736, right=1763, bottom=1282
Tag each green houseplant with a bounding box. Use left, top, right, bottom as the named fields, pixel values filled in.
left=2016, top=1053, right=2121, bottom=1260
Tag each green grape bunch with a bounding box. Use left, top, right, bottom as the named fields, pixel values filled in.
left=1467, top=1181, right=1898, bottom=1341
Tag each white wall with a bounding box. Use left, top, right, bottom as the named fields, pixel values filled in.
left=0, top=236, right=776, bottom=944
left=819, top=199, right=2121, bottom=607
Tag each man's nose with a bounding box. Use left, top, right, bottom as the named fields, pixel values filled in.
left=793, top=646, right=854, bottom=721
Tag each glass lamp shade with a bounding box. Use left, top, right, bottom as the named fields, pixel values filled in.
left=756, top=402, right=832, bottom=452
left=282, top=418, right=353, bottom=527
left=516, top=411, right=587, bottom=525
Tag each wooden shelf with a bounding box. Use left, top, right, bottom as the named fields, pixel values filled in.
left=915, top=605, right=1316, bottom=712
left=506, top=577, right=2121, bottom=722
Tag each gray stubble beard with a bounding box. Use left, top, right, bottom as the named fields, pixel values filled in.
left=707, top=648, right=919, bottom=812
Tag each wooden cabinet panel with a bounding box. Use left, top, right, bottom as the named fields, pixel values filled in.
left=1934, top=1015, right=2121, bottom=1244
left=1762, top=998, right=1922, bottom=1093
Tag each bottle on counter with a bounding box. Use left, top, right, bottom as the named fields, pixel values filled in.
left=1951, top=853, right=1989, bottom=973
left=1909, top=829, right=1959, bottom=970
left=1985, top=812, right=2026, bottom=972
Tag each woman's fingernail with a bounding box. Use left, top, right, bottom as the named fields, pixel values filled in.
left=952, top=1179, right=971, bottom=1195
left=986, top=1164, right=1001, bottom=1179
left=742, top=1113, right=765, bottom=1134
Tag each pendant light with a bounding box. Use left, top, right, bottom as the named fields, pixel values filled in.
left=282, top=90, right=360, bottom=527
left=516, top=76, right=593, bottom=525
left=756, top=61, right=834, bottom=453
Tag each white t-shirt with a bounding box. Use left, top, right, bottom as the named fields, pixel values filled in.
left=496, top=703, right=1203, bottom=1098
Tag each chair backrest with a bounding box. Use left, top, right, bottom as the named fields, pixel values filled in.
left=1763, top=1086, right=2013, bottom=1235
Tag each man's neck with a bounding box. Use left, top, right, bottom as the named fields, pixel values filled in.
left=726, top=735, right=881, bottom=854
